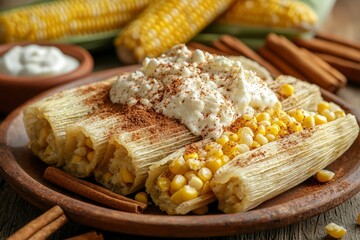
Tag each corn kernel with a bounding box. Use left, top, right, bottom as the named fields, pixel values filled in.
left=280, top=114, right=292, bottom=124
left=273, top=120, right=286, bottom=129
left=259, top=120, right=271, bottom=127
left=184, top=152, right=199, bottom=160
left=221, top=155, right=230, bottom=163
left=266, top=134, right=276, bottom=142
left=135, top=192, right=148, bottom=204
left=256, top=125, right=266, bottom=135
left=321, top=109, right=336, bottom=122
left=181, top=185, right=198, bottom=202
left=266, top=125, right=279, bottom=136
left=238, top=127, right=254, bottom=137
left=201, top=181, right=212, bottom=194
left=170, top=174, right=187, bottom=192
left=316, top=170, right=335, bottom=183
left=87, top=151, right=95, bottom=161
left=317, top=101, right=330, bottom=114
left=278, top=84, right=294, bottom=97
left=192, top=205, right=208, bottom=215
left=237, top=143, right=250, bottom=153
left=288, top=121, right=303, bottom=133
left=238, top=133, right=253, bottom=147
left=198, top=167, right=213, bottom=182
left=85, top=137, right=93, bottom=148
left=222, top=141, right=237, bottom=154
left=184, top=171, right=197, bottom=181
left=207, top=148, right=224, bottom=158
left=325, top=222, right=347, bottom=239
left=188, top=175, right=204, bottom=191
left=169, top=158, right=188, bottom=175
left=335, top=110, right=346, bottom=119
left=251, top=140, right=261, bottom=149
left=229, top=150, right=240, bottom=159
left=206, top=157, right=223, bottom=173
left=256, top=112, right=271, bottom=122
left=120, top=168, right=135, bottom=184
left=228, top=133, right=239, bottom=142
left=74, top=146, right=87, bottom=157
left=292, top=109, right=305, bottom=123
left=314, top=115, right=328, bottom=125
left=255, top=134, right=268, bottom=145
left=216, top=135, right=229, bottom=146
left=157, top=177, right=171, bottom=192
left=170, top=188, right=184, bottom=205
left=187, top=158, right=203, bottom=170
left=303, top=116, right=315, bottom=128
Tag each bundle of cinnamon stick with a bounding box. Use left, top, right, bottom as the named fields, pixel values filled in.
left=189, top=33, right=360, bottom=92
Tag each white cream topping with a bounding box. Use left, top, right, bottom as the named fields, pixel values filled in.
left=110, top=45, right=279, bottom=139
left=0, top=44, right=79, bottom=77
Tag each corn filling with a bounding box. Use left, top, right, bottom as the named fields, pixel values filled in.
left=155, top=101, right=346, bottom=214
left=31, top=118, right=58, bottom=164
left=68, top=132, right=95, bottom=168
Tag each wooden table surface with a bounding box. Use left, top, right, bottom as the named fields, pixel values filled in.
left=1, top=0, right=360, bottom=239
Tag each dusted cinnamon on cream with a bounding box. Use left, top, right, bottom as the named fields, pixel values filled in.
left=110, top=45, right=279, bottom=139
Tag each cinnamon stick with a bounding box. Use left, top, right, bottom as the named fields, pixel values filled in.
left=187, top=42, right=228, bottom=56
left=8, top=206, right=67, bottom=240
left=294, top=38, right=360, bottom=63
left=219, top=35, right=282, bottom=77
left=257, top=46, right=308, bottom=81
left=28, top=214, right=68, bottom=240
left=316, top=32, right=360, bottom=51
left=212, top=39, right=239, bottom=56
left=266, top=33, right=339, bottom=92
left=300, top=48, right=347, bottom=86
left=315, top=53, right=360, bottom=83
left=65, top=231, right=104, bottom=240
left=44, top=167, right=147, bottom=213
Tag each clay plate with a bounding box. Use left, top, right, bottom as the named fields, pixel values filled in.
left=0, top=67, right=360, bottom=238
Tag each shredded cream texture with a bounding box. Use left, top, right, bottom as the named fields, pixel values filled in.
left=110, top=45, right=278, bottom=139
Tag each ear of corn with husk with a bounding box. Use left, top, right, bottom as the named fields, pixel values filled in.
left=146, top=102, right=358, bottom=215
left=114, top=0, right=234, bottom=63
left=0, top=0, right=152, bottom=50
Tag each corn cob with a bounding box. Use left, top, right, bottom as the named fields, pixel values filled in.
left=217, top=0, right=318, bottom=31
left=146, top=102, right=358, bottom=215
left=114, top=0, right=234, bottom=63
left=0, top=0, right=151, bottom=43
left=23, top=77, right=116, bottom=167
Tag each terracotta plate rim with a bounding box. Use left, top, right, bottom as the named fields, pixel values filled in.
left=0, top=67, right=360, bottom=238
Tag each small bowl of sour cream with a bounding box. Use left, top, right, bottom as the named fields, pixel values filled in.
left=0, top=42, right=93, bottom=113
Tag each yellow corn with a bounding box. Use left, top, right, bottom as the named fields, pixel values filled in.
left=217, top=0, right=318, bottom=30
left=278, top=84, right=295, bottom=98
left=316, top=170, right=335, bottom=183
left=114, top=0, right=234, bottom=63
left=120, top=168, right=135, bottom=184
left=135, top=192, right=148, bottom=204
left=156, top=101, right=347, bottom=213
left=0, top=0, right=151, bottom=43
left=325, top=222, right=347, bottom=239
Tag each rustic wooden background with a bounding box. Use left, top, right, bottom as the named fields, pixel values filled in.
left=1, top=0, right=360, bottom=239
